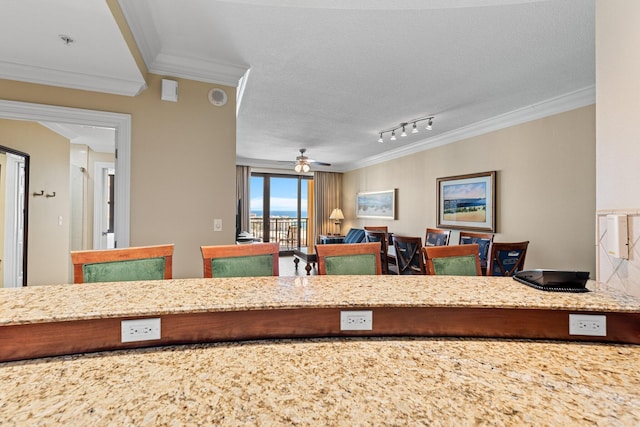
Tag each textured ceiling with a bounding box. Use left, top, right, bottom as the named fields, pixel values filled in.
left=0, top=0, right=595, bottom=172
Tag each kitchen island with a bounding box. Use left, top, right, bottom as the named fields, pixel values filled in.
left=1, top=275, right=639, bottom=425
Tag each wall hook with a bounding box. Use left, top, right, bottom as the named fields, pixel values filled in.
left=46, top=192, right=56, bottom=198
left=33, top=190, right=44, bottom=197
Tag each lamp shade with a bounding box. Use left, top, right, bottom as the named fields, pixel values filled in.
left=329, top=208, right=344, bottom=220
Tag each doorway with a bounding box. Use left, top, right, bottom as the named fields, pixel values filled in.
left=0, top=99, right=131, bottom=285
left=250, top=173, right=313, bottom=252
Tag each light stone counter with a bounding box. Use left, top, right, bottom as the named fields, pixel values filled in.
left=1, top=337, right=639, bottom=425
left=1, top=276, right=640, bottom=425
left=1, top=275, right=639, bottom=325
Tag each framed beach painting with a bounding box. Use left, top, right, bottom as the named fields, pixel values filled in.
left=356, top=189, right=396, bottom=220
left=437, top=171, right=496, bottom=232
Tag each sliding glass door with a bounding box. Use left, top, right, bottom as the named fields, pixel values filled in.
left=250, top=173, right=312, bottom=252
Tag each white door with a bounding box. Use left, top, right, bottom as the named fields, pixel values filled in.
left=3, top=153, right=25, bottom=287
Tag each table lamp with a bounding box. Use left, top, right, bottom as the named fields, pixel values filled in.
left=329, top=208, right=344, bottom=235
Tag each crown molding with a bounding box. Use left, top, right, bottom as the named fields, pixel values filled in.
left=119, top=0, right=247, bottom=87
left=149, top=53, right=248, bottom=87
left=345, top=85, right=596, bottom=171
left=0, top=61, right=147, bottom=96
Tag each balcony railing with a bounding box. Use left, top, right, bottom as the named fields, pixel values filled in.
left=249, top=217, right=309, bottom=249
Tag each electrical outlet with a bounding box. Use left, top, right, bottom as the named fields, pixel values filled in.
left=569, top=314, right=606, bottom=337
left=121, top=318, right=161, bottom=343
left=214, top=219, right=222, bottom=231
left=340, top=310, right=373, bottom=331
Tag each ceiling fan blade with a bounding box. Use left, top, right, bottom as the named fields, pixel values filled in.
left=310, top=160, right=331, bottom=166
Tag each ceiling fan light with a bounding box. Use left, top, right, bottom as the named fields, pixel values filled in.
left=294, top=163, right=302, bottom=173
left=302, top=163, right=310, bottom=173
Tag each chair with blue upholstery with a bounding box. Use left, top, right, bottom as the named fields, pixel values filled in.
left=422, top=244, right=482, bottom=276
left=459, top=231, right=494, bottom=274
left=71, top=244, right=174, bottom=284
left=342, top=228, right=366, bottom=244
left=320, top=228, right=366, bottom=244
left=201, top=242, right=280, bottom=278
left=425, top=228, right=451, bottom=247
left=485, top=241, right=529, bottom=276
left=393, top=235, right=426, bottom=275
left=364, top=229, right=390, bottom=274
left=315, top=242, right=382, bottom=275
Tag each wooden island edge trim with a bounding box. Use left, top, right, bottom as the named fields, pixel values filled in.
left=1, top=306, right=639, bottom=362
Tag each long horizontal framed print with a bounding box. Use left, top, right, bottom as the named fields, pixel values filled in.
left=356, top=190, right=396, bottom=220
left=437, top=171, right=496, bottom=232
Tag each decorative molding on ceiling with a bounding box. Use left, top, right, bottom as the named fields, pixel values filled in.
left=0, top=61, right=147, bottom=96
left=149, top=53, right=248, bottom=87
left=118, top=0, right=248, bottom=87
left=345, top=85, right=596, bottom=171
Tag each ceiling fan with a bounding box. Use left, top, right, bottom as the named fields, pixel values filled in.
left=291, top=148, right=331, bottom=173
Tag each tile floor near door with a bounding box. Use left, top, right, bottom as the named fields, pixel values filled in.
left=279, top=255, right=317, bottom=276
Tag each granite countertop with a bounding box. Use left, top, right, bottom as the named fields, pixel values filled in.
left=1, top=276, right=639, bottom=325
left=2, top=337, right=639, bottom=425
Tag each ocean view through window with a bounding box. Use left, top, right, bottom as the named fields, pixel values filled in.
left=250, top=174, right=313, bottom=249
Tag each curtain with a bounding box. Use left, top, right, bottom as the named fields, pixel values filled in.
left=236, top=166, right=251, bottom=234
left=314, top=171, right=343, bottom=240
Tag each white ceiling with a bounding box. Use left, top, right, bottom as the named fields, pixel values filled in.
left=0, top=0, right=595, bottom=172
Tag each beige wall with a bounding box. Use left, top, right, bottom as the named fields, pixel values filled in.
left=0, top=73, right=237, bottom=281
left=0, top=119, right=70, bottom=285
left=344, top=106, right=596, bottom=276
left=594, top=0, right=640, bottom=297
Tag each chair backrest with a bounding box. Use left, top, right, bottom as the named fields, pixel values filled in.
left=459, top=231, right=494, bottom=269
left=315, top=242, right=382, bottom=275
left=425, top=228, right=451, bottom=247
left=485, top=241, right=529, bottom=276
left=393, top=235, right=425, bottom=275
left=364, top=226, right=388, bottom=233
left=343, top=228, right=366, bottom=244
left=422, top=244, right=482, bottom=276
left=201, top=242, right=279, bottom=278
left=364, top=229, right=389, bottom=274
left=71, top=244, right=174, bottom=284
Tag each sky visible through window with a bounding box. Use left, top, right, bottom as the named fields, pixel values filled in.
left=251, top=176, right=308, bottom=217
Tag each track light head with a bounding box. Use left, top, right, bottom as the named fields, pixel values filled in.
left=378, top=133, right=384, bottom=143
left=426, top=118, right=433, bottom=130
left=412, top=122, right=419, bottom=134
left=390, top=130, right=396, bottom=141
left=401, top=125, right=407, bottom=137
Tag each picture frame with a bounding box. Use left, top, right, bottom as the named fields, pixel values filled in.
left=356, top=189, right=396, bottom=220
left=437, top=171, right=496, bottom=232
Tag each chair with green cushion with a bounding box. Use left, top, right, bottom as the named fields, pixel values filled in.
left=315, top=242, right=382, bottom=275
left=422, top=244, right=482, bottom=276
left=201, top=242, right=280, bottom=278
left=71, top=244, right=174, bottom=284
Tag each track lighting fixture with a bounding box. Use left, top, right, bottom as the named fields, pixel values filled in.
left=377, top=115, right=435, bottom=143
